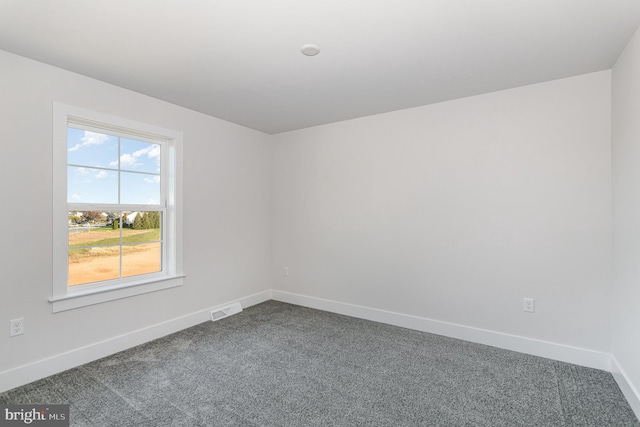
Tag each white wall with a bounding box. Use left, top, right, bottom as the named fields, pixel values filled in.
left=612, top=26, right=640, bottom=410
left=0, top=50, right=271, bottom=375
left=272, top=71, right=612, bottom=352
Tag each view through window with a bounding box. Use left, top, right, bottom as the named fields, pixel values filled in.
left=67, top=127, right=165, bottom=286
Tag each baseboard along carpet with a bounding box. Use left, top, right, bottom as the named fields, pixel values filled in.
left=1, top=301, right=638, bottom=426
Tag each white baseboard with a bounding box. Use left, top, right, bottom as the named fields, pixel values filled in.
left=611, top=355, right=640, bottom=420
left=0, top=288, right=618, bottom=397
left=0, top=290, right=272, bottom=394
left=272, top=290, right=611, bottom=371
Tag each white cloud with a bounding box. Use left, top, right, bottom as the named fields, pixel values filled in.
left=95, top=170, right=109, bottom=179
left=72, top=194, right=81, bottom=201
left=68, top=131, right=109, bottom=152
left=77, top=167, right=89, bottom=175
left=144, top=176, right=161, bottom=184
left=138, top=145, right=160, bottom=160
left=110, top=153, right=138, bottom=168
left=110, top=144, right=161, bottom=168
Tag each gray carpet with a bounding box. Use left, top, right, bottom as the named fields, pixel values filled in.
left=1, top=301, right=637, bottom=426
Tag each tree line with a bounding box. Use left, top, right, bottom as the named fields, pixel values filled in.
left=112, top=211, right=160, bottom=230
left=131, top=211, right=161, bottom=230
left=68, top=211, right=160, bottom=230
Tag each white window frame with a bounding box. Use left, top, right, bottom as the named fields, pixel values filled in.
left=51, top=103, right=184, bottom=312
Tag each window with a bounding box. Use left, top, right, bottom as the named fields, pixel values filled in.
left=52, top=103, right=183, bottom=312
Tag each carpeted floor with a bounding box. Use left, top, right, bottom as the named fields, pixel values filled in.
left=1, top=301, right=638, bottom=426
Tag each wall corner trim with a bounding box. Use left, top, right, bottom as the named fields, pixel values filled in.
left=272, top=290, right=611, bottom=371
left=611, top=355, right=640, bottom=420
left=0, top=290, right=273, bottom=394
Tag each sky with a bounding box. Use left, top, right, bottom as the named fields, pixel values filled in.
left=67, top=128, right=161, bottom=205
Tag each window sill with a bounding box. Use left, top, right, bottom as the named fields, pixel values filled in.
left=49, top=275, right=185, bottom=313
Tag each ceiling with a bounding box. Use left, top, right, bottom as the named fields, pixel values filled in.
left=1, top=1, right=640, bottom=134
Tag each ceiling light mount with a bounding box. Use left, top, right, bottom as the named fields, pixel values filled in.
left=301, top=44, right=321, bottom=56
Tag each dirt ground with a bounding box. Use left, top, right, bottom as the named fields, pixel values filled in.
left=69, top=230, right=162, bottom=286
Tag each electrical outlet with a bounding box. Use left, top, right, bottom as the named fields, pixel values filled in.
left=283, top=267, right=289, bottom=277
left=10, top=318, right=24, bottom=337
left=523, top=298, right=535, bottom=313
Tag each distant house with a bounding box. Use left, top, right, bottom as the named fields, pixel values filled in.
left=123, top=212, right=139, bottom=227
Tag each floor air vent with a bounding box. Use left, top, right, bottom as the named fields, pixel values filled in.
left=210, top=302, right=243, bottom=322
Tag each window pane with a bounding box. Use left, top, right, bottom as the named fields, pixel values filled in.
left=68, top=166, right=118, bottom=204
left=68, top=212, right=122, bottom=286
left=68, top=211, right=121, bottom=246
left=120, top=138, right=161, bottom=173
left=121, top=171, right=161, bottom=205
left=67, top=128, right=118, bottom=168
left=122, top=242, right=162, bottom=278
left=69, top=246, right=121, bottom=286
